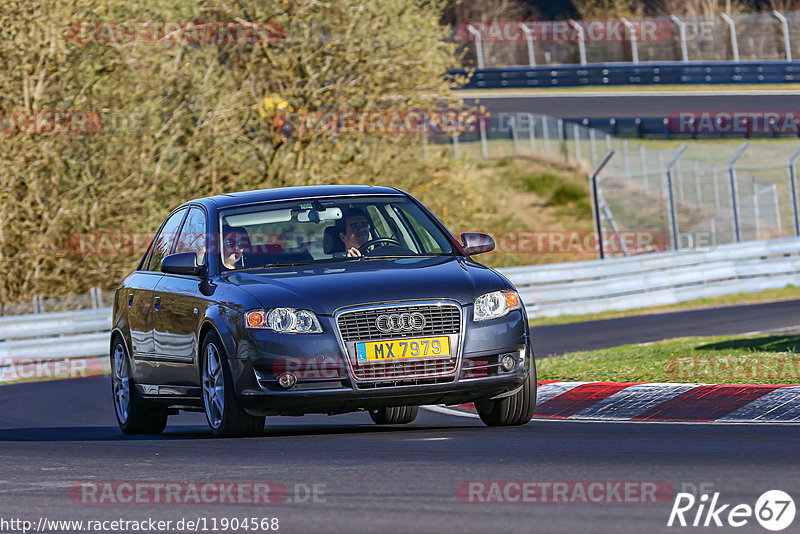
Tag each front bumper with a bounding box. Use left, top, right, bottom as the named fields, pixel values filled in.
left=229, top=307, right=531, bottom=416
left=236, top=372, right=529, bottom=416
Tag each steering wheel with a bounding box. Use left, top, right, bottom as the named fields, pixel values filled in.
left=358, top=237, right=403, bottom=255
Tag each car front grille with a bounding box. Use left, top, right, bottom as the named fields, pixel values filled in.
left=335, top=302, right=462, bottom=382
left=337, top=303, right=460, bottom=343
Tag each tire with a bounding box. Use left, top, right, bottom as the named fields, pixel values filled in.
left=475, top=358, right=537, bottom=427
left=201, top=331, right=265, bottom=438
left=111, top=336, right=168, bottom=435
left=369, top=405, right=419, bottom=425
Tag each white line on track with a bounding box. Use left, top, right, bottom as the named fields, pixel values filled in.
left=423, top=405, right=800, bottom=425
left=422, top=405, right=479, bottom=419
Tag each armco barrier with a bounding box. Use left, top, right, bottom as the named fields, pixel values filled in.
left=2, top=235, right=799, bottom=373
left=452, top=60, right=800, bottom=89
left=0, top=309, right=111, bottom=383
left=500, top=236, right=800, bottom=317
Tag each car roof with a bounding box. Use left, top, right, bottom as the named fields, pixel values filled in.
left=182, top=185, right=405, bottom=211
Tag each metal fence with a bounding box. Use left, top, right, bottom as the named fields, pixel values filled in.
left=460, top=10, right=798, bottom=68
left=430, top=111, right=800, bottom=257
left=500, top=236, right=800, bottom=318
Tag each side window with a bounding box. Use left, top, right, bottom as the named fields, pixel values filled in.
left=146, top=209, right=187, bottom=272
left=398, top=206, right=444, bottom=254
left=174, top=207, right=207, bottom=266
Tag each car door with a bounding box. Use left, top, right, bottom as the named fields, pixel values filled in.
left=129, top=208, right=187, bottom=388
left=154, top=206, right=208, bottom=391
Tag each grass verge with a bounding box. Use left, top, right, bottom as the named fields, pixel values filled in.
left=537, top=333, right=800, bottom=385
left=529, top=286, right=800, bottom=326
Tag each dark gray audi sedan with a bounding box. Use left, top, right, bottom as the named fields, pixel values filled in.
left=111, top=185, right=536, bottom=437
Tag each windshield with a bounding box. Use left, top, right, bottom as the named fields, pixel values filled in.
left=217, top=195, right=456, bottom=271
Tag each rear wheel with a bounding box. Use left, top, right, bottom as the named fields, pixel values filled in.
left=369, top=405, right=419, bottom=425
left=202, top=332, right=265, bottom=438
left=111, top=337, right=167, bottom=435
left=475, top=358, right=537, bottom=427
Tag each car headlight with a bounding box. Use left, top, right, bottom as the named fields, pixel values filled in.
left=473, top=290, right=521, bottom=322
left=246, top=308, right=323, bottom=333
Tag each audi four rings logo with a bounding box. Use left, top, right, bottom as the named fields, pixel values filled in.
left=375, top=312, right=426, bottom=333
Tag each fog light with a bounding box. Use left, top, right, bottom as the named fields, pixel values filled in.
left=501, top=354, right=516, bottom=371
left=277, top=372, right=297, bottom=389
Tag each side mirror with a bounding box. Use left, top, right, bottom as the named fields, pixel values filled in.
left=162, top=252, right=203, bottom=276
left=460, top=232, right=495, bottom=255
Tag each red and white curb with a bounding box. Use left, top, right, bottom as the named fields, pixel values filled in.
left=430, top=381, right=800, bottom=423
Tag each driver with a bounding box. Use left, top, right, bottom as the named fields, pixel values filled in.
left=338, top=208, right=371, bottom=257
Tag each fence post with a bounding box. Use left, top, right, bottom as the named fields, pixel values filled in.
left=773, top=183, right=782, bottom=231
left=712, top=167, right=721, bottom=210
left=589, top=124, right=597, bottom=165
left=693, top=162, right=702, bottom=204
left=557, top=118, right=566, bottom=162
left=452, top=133, right=460, bottom=159
left=720, top=13, right=740, bottom=62
left=520, top=23, right=536, bottom=66
left=620, top=18, right=639, bottom=64
left=467, top=24, right=485, bottom=69
left=543, top=117, right=551, bottom=155
left=528, top=113, right=538, bottom=154
left=590, top=151, right=616, bottom=259
left=772, top=11, right=792, bottom=61
left=665, top=145, right=689, bottom=251
left=787, top=144, right=800, bottom=235
left=728, top=142, right=750, bottom=242
left=479, top=113, right=489, bottom=158
left=90, top=287, right=102, bottom=309
left=640, top=145, right=648, bottom=189
left=669, top=15, right=689, bottom=63
left=753, top=178, right=761, bottom=239
left=573, top=123, right=581, bottom=162
left=32, top=295, right=43, bottom=314
left=568, top=20, right=588, bottom=65
left=510, top=115, right=520, bottom=156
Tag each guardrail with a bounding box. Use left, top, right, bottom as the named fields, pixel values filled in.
left=0, top=308, right=111, bottom=382
left=452, top=60, right=800, bottom=89
left=2, top=236, right=799, bottom=372
left=500, top=236, right=800, bottom=317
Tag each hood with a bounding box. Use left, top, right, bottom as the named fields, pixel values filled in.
left=222, top=256, right=508, bottom=315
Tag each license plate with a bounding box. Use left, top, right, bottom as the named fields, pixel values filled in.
left=356, top=336, right=450, bottom=363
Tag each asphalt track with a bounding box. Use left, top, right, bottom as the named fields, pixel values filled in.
left=532, top=298, right=800, bottom=356
left=2, top=299, right=800, bottom=533
left=461, top=90, right=800, bottom=119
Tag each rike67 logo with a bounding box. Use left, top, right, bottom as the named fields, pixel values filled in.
left=668, top=489, right=795, bottom=531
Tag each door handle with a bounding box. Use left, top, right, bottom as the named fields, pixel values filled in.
left=128, top=293, right=134, bottom=307
left=154, top=296, right=161, bottom=311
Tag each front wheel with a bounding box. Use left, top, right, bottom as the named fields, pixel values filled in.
left=202, top=332, right=265, bottom=438
left=111, top=337, right=167, bottom=435
left=369, top=405, right=419, bottom=425
left=475, top=359, right=537, bottom=427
